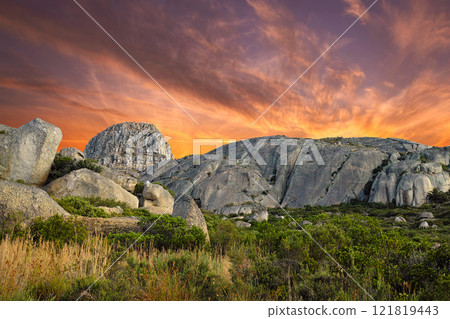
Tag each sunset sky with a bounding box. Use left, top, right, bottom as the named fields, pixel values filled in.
left=0, top=0, right=449, bottom=158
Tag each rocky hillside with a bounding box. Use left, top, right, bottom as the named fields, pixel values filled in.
left=85, top=122, right=174, bottom=176
left=2, top=119, right=449, bottom=218
left=154, top=137, right=450, bottom=213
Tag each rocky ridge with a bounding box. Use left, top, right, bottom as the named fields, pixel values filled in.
left=154, top=137, right=450, bottom=213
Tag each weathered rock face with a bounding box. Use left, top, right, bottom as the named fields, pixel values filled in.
left=99, top=165, right=138, bottom=192
left=172, top=195, right=209, bottom=240
left=369, top=153, right=450, bottom=207
left=0, top=180, right=69, bottom=224
left=155, top=137, right=450, bottom=212
left=141, top=182, right=174, bottom=212
left=84, top=122, right=174, bottom=176
left=44, top=168, right=139, bottom=208
left=59, top=147, right=85, bottom=161
left=0, top=118, right=62, bottom=185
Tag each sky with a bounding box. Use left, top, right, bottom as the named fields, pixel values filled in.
left=0, top=0, right=449, bottom=158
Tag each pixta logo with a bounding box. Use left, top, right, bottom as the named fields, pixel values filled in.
left=192, top=138, right=325, bottom=166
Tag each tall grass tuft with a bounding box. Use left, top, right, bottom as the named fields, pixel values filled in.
left=0, top=235, right=110, bottom=300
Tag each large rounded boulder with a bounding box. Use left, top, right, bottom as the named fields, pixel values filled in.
left=172, top=195, right=209, bottom=240
left=0, top=180, right=69, bottom=224
left=0, top=118, right=62, bottom=185
left=141, top=182, right=174, bottom=213
left=44, top=168, right=139, bottom=208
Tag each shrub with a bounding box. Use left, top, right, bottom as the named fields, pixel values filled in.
left=56, top=197, right=110, bottom=218
left=122, top=208, right=153, bottom=217
left=76, top=159, right=102, bottom=173
left=209, top=220, right=239, bottom=254
left=29, top=215, right=87, bottom=246
left=83, top=196, right=129, bottom=210
left=0, top=209, right=25, bottom=239
left=133, top=181, right=145, bottom=195
left=108, top=214, right=206, bottom=250
left=46, top=155, right=76, bottom=183
left=46, top=155, right=102, bottom=184
left=15, top=179, right=26, bottom=184
left=427, top=188, right=449, bottom=204
left=0, top=130, right=5, bottom=134
left=419, top=155, right=429, bottom=163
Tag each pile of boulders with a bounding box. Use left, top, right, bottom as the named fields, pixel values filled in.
left=0, top=118, right=209, bottom=239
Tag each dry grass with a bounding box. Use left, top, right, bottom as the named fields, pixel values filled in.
left=0, top=235, right=236, bottom=300
left=0, top=235, right=110, bottom=300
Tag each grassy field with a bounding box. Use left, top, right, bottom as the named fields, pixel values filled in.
left=0, top=198, right=448, bottom=301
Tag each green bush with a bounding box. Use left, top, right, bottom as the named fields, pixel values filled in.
left=0, top=209, right=25, bottom=239
left=46, top=155, right=102, bottom=184
left=419, top=155, right=429, bottom=163
left=122, top=208, right=153, bottom=217
left=29, top=215, right=87, bottom=246
left=56, top=197, right=110, bottom=218
left=0, top=130, right=6, bottom=134
left=108, top=214, right=206, bottom=250
left=133, top=181, right=145, bottom=195
left=83, top=196, right=129, bottom=210
left=76, top=159, right=102, bottom=173
left=427, top=188, right=449, bottom=204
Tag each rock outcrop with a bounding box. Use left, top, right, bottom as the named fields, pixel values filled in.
left=84, top=122, right=174, bottom=177
left=369, top=156, right=450, bottom=207
left=44, top=168, right=139, bottom=208
left=172, top=195, right=209, bottom=240
left=140, top=182, right=174, bottom=214
left=0, top=180, right=69, bottom=224
left=99, top=165, right=138, bottom=192
left=0, top=118, right=62, bottom=185
left=154, top=137, right=450, bottom=213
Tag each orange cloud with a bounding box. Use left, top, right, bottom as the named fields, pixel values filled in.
left=0, top=0, right=449, bottom=160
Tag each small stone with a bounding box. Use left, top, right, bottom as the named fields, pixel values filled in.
left=394, top=216, right=407, bottom=223
left=98, top=206, right=123, bottom=215
left=432, top=243, right=441, bottom=249
left=236, top=221, right=251, bottom=228
left=418, top=221, right=429, bottom=229
left=249, top=210, right=268, bottom=222
left=302, top=220, right=312, bottom=225
left=418, top=212, right=434, bottom=220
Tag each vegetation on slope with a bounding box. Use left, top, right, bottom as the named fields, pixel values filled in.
left=0, top=199, right=448, bottom=301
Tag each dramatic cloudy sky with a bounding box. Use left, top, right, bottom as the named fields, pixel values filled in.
left=0, top=0, right=449, bottom=157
